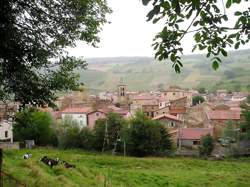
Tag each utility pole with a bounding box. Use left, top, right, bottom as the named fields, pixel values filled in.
left=102, top=120, right=109, bottom=153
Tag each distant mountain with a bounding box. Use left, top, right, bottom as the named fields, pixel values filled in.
left=77, top=49, right=250, bottom=92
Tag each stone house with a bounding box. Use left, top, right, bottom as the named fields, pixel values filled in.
left=153, top=114, right=181, bottom=129
left=160, top=86, right=192, bottom=107
left=206, top=107, right=241, bottom=138
left=179, top=128, right=213, bottom=148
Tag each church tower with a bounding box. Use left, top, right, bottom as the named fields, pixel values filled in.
left=118, top=84, right=127, bottom=104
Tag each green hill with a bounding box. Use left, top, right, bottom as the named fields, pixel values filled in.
left=77, top=49, right=250, bottom=92
left=3, top=148, right=250, bottom=187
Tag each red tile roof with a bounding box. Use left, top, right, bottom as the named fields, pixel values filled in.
left=169, top=106, right=186, bottom=114
left=153, top=114, right=180, bottom=121
left=180, top=128, right=213, bottom=140
left=206, top=110, right=241, bottom=120
left=61, top=107, right=93, bottom=114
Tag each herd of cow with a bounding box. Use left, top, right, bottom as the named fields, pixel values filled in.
left=23, top=153, right=75, bottom=169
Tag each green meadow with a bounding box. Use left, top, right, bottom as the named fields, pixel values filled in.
left=3, top=148, right=250, bottom=187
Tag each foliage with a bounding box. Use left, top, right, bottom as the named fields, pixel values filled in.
left=0, top=0, right=111, bottom=106
left=4, top=148, right=250, bottom=187
left=222, top=121, right=237, bottom=143
left=192, top=95, right=205, bottom=106
left=57, top=118, right=93, bottom=150
left=126, top=112, right=172, bottom=157
left=199, top=134, right=214, bottom=157
left=197, top=87, right=206, bottom=94
left=142, top=0, right=250, bottom=72
left=92, top=112, right=127, bottom=151
left=13, top=108, right=55, bottom=145
left=240, top=95, right=250, bottom=140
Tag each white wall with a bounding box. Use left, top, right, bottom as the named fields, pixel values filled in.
left=0, top=120, right=13, bottom=142
left=61, top=113, right=87, bottom=127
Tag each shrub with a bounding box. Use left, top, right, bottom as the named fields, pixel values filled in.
left=192, top=95, right=205, bottom=106
left=126, top=112, right=172, bottom=157
left=199, top=134, right=214, bottom=157
left=13, top=108, right=55, bottom=145
left=57, top=119, right=93, bottom=150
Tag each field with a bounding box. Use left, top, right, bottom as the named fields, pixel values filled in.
left=77, top=49, right=250, bottom=93
left=3, top=148, right=250, bottom=187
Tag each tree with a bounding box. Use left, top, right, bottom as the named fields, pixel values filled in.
left=192, top=95, right=205, bottom=106
left=0, top=0, right=111, bottom=106
left=92, top=112, right=127, bottom=151
left=240, top=95, right=250, bottom=140
left=142, top=0, right=250, bottom=72
left=13, top=108, right=55, bottom=145
left=197, top=87, right=206, bottom=94
left=126, top=112, right=172, bottom=156
left=56, top=117, right=94, bottom=149
left=199, top=134, right=214, bottom=157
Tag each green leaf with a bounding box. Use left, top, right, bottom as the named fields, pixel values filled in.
left=235, top=42, right=240, bottom=49
left=142, top=0, right=151, bottom=6
left=212, top=60, right=219, bottom=70
left=226, top=0, right=232, bottom=8
left=234, top=11, right=242, bottom=16
left=220, top=49, right=228, bottom=57
left=174, top=64, right=181, bottom=73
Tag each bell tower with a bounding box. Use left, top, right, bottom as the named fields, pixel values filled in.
left=118, top=84, right=127, bottom=104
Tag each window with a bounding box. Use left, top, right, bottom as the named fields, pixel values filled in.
left=173, top=92, right=175, bottom=96
left=5, top=131, right=8, bottom=138
left=170, top=122, right=175, bottom=128
left=193, top=140, right=200, bottom=145
left=96, top=112, right=99, bottom=117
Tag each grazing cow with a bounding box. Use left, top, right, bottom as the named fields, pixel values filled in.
left=23, top=153, right=32, bottom=159
left=40, top=156, right=59, bottom=168
left=60, top=160, right=76, bottom=168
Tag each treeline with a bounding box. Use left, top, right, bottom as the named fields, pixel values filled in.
left=13, top=109, right=172, bottom=157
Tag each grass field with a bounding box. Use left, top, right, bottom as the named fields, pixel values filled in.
left=3, top=148, right=250, bottom=187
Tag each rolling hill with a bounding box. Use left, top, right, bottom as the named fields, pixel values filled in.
left=76, top=49, right=250, bottom=92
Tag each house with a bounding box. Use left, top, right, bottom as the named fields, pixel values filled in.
left=153, top=114, right=182, bottom=129
left=61, top=107, right=106, bottom=129
left=179, top=128, right=213, bottom=148
left=0, top=120, right=13, bottom=143
left=206, top=108, right=241, bottom=138
left=160, top=86, right=193, bottom=107
left=154, top=106, right=170, bottom=118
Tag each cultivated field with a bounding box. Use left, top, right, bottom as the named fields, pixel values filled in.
left=3, top=148, right=250, bottom=187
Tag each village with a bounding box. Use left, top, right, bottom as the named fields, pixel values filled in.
left=1, top=84, right=248, bottom=156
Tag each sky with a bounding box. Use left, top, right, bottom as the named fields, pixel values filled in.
left=68, top=0, right=250, bottom=58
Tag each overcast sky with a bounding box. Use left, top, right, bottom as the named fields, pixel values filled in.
left=68, top=0, right=250, bottom=58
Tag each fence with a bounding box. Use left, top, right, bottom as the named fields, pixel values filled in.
left=0, top=171, right=26, bottom=187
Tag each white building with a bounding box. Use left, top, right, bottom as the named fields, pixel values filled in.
left=0, top=120, right=13, bottom=143
left=61, top=107, right=91, bottom=127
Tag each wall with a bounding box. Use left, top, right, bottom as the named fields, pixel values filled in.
left=0, top=121, right=13, bottom=143
left=61, top=113, right=87, bottom=127
left=0, top=142, right=19, bottom=149
left=88, top=112, right=106, bottom=129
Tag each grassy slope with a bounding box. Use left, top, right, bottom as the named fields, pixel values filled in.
left=77, top=49, right=250, bottom=92
left=3, top=148, right=250, bottom=187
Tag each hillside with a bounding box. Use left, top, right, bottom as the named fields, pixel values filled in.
left=76, top=49, right=250, bottom=92
left=3, top=148, right=250, bottom=187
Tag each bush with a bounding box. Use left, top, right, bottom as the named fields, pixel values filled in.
left=126, top=112, right=172, bottom=157
left=57, top=119, right=93, bottom=150
left=13, top=108, right=55, bottom=146
left=92, top=112, right=127, bottom=151
left=199, top=134, right=214, bottom=157
left=192, top=95, right=205, bottom=106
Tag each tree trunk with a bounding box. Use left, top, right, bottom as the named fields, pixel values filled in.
left=0, top=148, right=3, bottom=187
